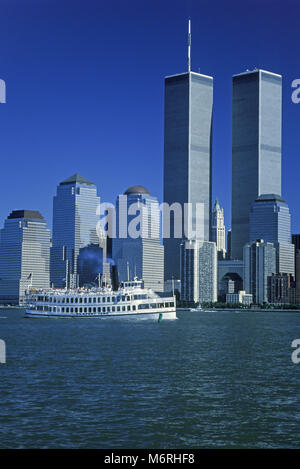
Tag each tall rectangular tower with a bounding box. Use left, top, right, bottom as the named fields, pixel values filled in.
left=50, top=174, right=101, bottom=288
left=231, top=69, right=282, bottom=260
left=163, top=71, right=213, bottom=280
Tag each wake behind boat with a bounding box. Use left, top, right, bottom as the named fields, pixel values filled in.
left=25, top=278, right=177, bottom=321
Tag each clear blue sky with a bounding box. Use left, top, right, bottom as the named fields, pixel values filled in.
left=0, top=0, right=299, bottom=234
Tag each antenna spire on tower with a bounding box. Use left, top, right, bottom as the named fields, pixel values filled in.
left=188, top=19, right=191, bottom=73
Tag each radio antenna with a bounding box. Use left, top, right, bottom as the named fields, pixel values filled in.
left=188, top=19, right=191, bottom=73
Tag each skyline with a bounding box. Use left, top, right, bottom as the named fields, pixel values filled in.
left=0, top=0, right=300, bottom=234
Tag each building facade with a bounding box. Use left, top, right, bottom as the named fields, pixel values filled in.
left=211, top=199, right=226, bottom=259
left=226, top=290, right=253, bottom=306
left=0, top=210, right=50, bottom=304
left=180, top=240, right=217, bottom=304
left=243, top=239, right=277, bottom=304
left=249, top=194, right=294, bottom=276
left=50, top=174, right=101, bottom=288
left=163, top=71, right=213, bottom=280
left=231, top=69, right=282, bottom=260
left=292, top=234, right=300, bottom=303
left=112, top=186, right=164, bottom=292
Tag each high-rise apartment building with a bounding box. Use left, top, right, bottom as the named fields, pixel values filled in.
left=0, top=210, right=50, bottom=304
left=231, top=69, right=282, bottom=259
left=180, top=240, right=217, bottom=304
left=211, top=199, right=226, bottom=259
left=112, top=186, right=164, bottom=292
left=163, top=23, right=213, bottom=280
left=50, top=174, right=100, bottom=288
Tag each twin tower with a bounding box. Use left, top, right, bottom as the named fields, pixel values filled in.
left=163, top=66, right=282, bottom=280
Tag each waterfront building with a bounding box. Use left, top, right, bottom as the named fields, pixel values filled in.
left=292, top=234, right=300, bottom=303
left=243, top=239, right=276, bottom=304
left=226, top=290, right=253, bottom=306
left=180, top=240, right=217, bottom=305
left=112, top=186, right=164, bottom=292
left=231, top=69, right=282, bottom=259
left=0, top=210, right=50, bottom=305
left=217, top=259, right=244, bottom=301
left=163, top=22, right=213, bottom=280
left=267, top=273, right=295, bottom=304
left=249, top=194, right=294, bottom=276
left=211, top=199, right=226, bottom=259
left=50, top=174, right=101, bottom=288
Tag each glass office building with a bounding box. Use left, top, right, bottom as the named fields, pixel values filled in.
left=112, top=186, right=164, bottom=292
left=231, top=69, right=282, bottom=260
left=50, top=174, right=100, bottom=288
left=163, top=71, right=213, bottom=280
left=0, top=210, right=50, bottom=304
left=250, top=194, right=294, bottom=276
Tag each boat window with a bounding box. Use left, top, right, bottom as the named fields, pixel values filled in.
left=75, top=308, right=78, bottom=313
left=89, top=298, right=92, bottom=303
left=98, top=307, right=101, bottom=313
left=102, top=297, right=106, bottom=302
left=66, top=308, right=69, bottom=312
left=93, top=297, right=96, bottom=303
left=122, top=306, right=126, bottom=311
left=103, top=307, right=106, bottom=312
left=93, top=307, right=96, bottom=312
left=84, top=298, right=87, bottom=303
left=84, top=307, right=87, bottom=313
left=122, top=296, right=125, bottom=301
left=66, top=298, right=69, bottom=303
left=107, top=307, right=110, bottom=312
left=127, top=306, right=130, bottom=311
left=88, top=307, right=92, bottom=313
left=75, top=298, right=78, bottom=303
left=70, top=298, right=73, bottom=303
left=98, top=297, right=101, bottom=303
left=133, top=305, right=136, bottom=311
left=112, top=297, right=115, bottom=302
left=107, top=297, right=110, bottom=303
left=117, top=306, right=120, bottom=312
left=112, top=306, right=115, bottom=312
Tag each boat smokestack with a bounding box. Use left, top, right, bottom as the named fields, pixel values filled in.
left=111, top=265, right=119, bottom=291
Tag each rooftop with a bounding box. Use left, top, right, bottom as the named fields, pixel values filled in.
left=124, top=185, right=150, bottom=196
left=60, top=173, right=95, bottom=186
left=8, top=210, right=44, bottom=220
left=254, top=194, right=286, bottom=204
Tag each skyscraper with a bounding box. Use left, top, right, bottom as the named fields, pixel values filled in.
left=163, top=22, right=213, bottom=280
left=50, top=174, right=101, bottom=288
left=0, top=210, right=50, bottom=304
left=292, top=234, right=300, bottom=303
left=249, top=194, right=294, bottom=276
left=180, top=239, right=217, bottom=304
left=112, top=185, right=164, bottom=292
left=231, top=69, right=282, bottom=260
left=211, top=199, right=226, bottom=259
left=243, top=239, right=276, bottom=304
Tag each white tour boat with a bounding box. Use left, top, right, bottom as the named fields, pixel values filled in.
left=25, top=279, right=177, bottom=321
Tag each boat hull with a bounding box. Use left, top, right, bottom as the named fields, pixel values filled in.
left=25, top=309, right=177, bottom=320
